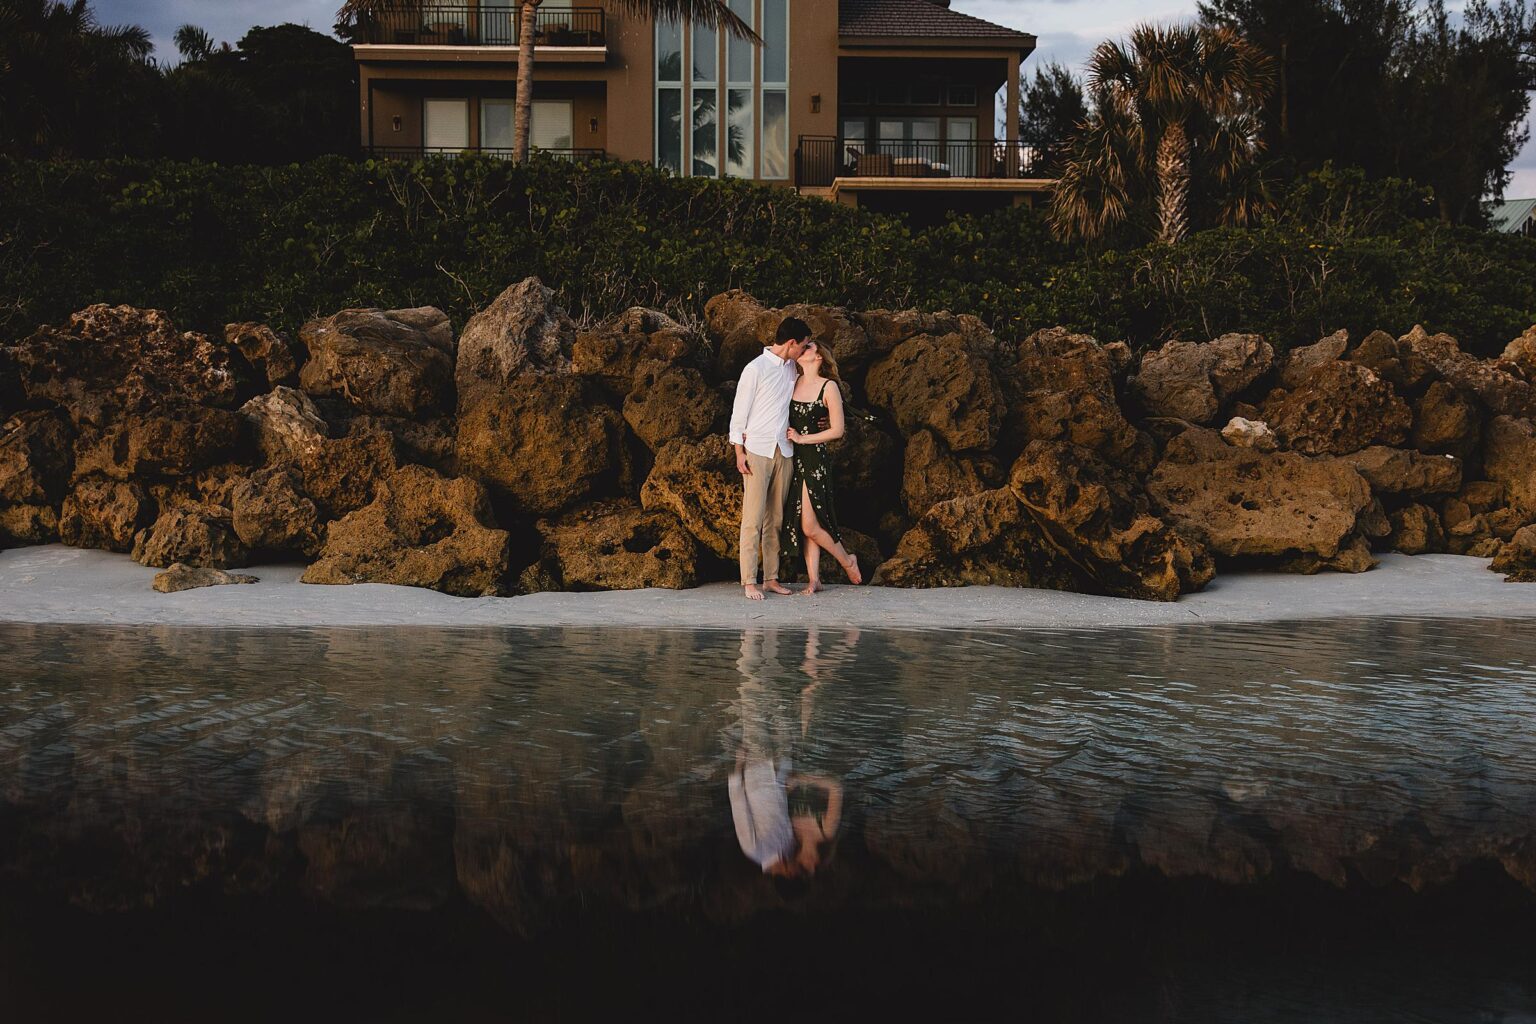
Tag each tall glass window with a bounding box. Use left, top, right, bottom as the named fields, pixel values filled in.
left=760, top=0, right=788, bottom=179
left=691, top=22, right=719, bottom=176
left=725, top=0, right=755, bottom=178
left=656, top=19, right=684, bottom=172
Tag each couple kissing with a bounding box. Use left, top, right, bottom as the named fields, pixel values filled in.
left=730, top=318, right=863, bottom=601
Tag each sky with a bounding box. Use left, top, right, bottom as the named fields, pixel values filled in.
left=95, top=0, right=1536, bottom=197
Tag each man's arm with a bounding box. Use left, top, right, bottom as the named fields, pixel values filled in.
left=728, top=360, right=758, bottom=475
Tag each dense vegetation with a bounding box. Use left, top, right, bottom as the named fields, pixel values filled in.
left=3, top=155, right=1533, bottom=356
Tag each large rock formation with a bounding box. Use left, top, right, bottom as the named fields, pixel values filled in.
left=302, top=466, right=510, bottom=597
left=4, top=285, right=1532, bottom=599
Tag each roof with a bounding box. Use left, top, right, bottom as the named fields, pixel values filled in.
left=1487, top=198, right=1536, bottom=233
left=838, top=0, right=1035, bottom=46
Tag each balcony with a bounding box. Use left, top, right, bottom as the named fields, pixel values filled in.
left=795, top=136, right=1052, bottom=189
left=367, top=145, right=607, bottom=162
left=356, top=5, right=605, bottom=47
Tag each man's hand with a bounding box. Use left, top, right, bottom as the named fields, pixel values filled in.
left=818, top=415, right=831, bottom=432
left=736, top=449, right=752, bottom=476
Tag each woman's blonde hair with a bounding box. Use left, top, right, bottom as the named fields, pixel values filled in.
left=800, top=338, right=841, bottom=385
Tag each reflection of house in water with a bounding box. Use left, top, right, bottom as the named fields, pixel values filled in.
left=350, top=0, right=1051, bottom=222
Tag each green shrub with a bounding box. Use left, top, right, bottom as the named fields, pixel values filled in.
left=1, top=156, right=1532, bottom=356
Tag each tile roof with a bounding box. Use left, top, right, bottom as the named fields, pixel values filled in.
left=839, top=0, right=1034, bottom=43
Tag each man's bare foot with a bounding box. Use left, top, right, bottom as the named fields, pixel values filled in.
left=798, top=579, right=821, bottom=596
left=744, top=584, right=765, bottom=601
left=763, top=580, right=792, bottom=596
left=841, top=554, right=863, bottom=585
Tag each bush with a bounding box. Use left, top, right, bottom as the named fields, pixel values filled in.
left=1, top=156, right=1532, bottom=356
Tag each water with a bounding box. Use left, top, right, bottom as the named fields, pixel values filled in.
left=2, top=619, right=1535, bottom=1021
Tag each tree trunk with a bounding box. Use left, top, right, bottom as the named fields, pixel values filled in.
left=1156, top=121, right=1190, bottom=245
left=513, top=1, right=540, bottom=162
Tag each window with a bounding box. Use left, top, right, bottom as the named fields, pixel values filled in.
left=725, top=0, right=754, bottom=177
left=656, top=18, right=683, bottom=172
left=947, top=83, right=978, bottom=107
left=423, top=98, right=469, bottom=153
left=691, top=22, right=719, bottom=176
left=945, top=117, right=976, bottom=176
left=876, top=82, right=907, bottom=105
left=481, top=99, right=515, bottom=152
left=911, top=78, right=943, bottom=106
left=760, top=0, right=788, bottom=179
left=841, top=81, right=870, bottom=106
left=877, top=117, right=940, bottom=163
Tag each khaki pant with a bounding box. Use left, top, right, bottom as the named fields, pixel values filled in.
left=739, top=448, right=793, bottom=586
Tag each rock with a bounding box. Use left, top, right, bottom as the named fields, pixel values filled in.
left=853, top=308, right=972, bottom=358
left=1220, top=417, right=1278, bottom=452
left=875, top=489, right=1041, bottom=589
left=777, top=303, right=876, bottom=383
left=72, top=404, right=243, bottom=481
left=0, top=504, right=58, bottom=544
left=1411, top=381, right=1482, bottom=457
left=573, top=307, right=703, bottom=397
left=152, top=563, right=259, bottom=593
left=225, top=322, right=300, bottom=390
left=231, top=467, right=325, bottom=558
left=0, top=410, right=74, bottom=505
left=1134, top=334, right=1274, bottom=424
left=292, top=427, right=398, bottom=519
left=900, top=429, right=997, bottom=519
left=1389, top=503, right=1446, bottom=555
left=865, top=333, right=1005, bottom=451
left=1337, top=446, right=1462, bottom=498
left=59, top=477, right=153, bottom=552
left=705, top=290, right=777, bottom=381
left=1461, top=480, right=1507, bottom=515
left=131, top=504, right=248, bottom=569
left=1277, top=330, right=1348, bottom=388
left=622, top=362, right=723, bottom=450
left=302, top=466, right=510, bottom=597
left=639, top=436, right=741, bottom=560
left=1259, top=361, right=1411, bottom=455
left=536, top=501, right=699, bottom=590
left=1503, top=325, right=1536, bottom=381
left=298, top=307, right=454, bottom=418
left=828, top=408, right=901, bottom=525
left=1148, top=427, right=1375, bottom=570
left=457, top=371, right=623, bottom=515
left=385, top=306, right=455, bottom=354
left=456, top=277, right=574, bottom=383
left=345, top=414, right=458, bottom=475
left=1491, top=525, right=1536, bottom=580
left=8, top=304, right=240, bottom=425
left=1483, top=415, right=1536, bottom=514
left=455, top=281, right=621, bottom=515
left=834, top=527, right=885, bottom=582
left=1399, top=325, right=1535, bottom=417
left=1351, top=329, right=1433, bottom=392
left=1000, top=327, right=1149, bottom=468
left=1009, top=441, right=1214, bottom=601
left=241, top=386, right=329, bottom=462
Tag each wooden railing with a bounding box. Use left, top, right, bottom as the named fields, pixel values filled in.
left=356, top=5, right=605, bottom=46
left=795, top=136, right=1051, bottom=188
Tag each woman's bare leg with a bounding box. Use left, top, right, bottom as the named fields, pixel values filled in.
left=799, top=484, right=822, bottom=594
left=799, top=483, right=861, bottom=586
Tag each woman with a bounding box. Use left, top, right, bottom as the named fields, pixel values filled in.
left=783, top=340, right=863, bottom=593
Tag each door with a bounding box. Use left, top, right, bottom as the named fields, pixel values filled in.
left=531, top=100, right=574, bottom=154
left=946, top=117, right=977, bottom=177
left=481, top=99, right=515, bottom=155
left=423, top=98, right=469, bottom=154
left=878, top=117, right=940, bottom=171
left=481, top=0, right=514, bottom=45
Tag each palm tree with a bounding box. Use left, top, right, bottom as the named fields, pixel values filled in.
left=1050, top=23, right=1275, bottom=244
left=336, top=1, right=757, bottom=162
left=173, top=24, right=217, bottom=62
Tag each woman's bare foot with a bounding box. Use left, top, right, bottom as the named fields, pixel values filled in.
left=798, top=579, right=821, bottom=596
left=743, top=584, right=764, bottom=601
left=764, top=580, right=792, bottom=596
left=841, top=554, right=863, bottom=585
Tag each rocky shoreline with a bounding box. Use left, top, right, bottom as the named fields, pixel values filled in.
left=1, top=279, right=1534, bottom=599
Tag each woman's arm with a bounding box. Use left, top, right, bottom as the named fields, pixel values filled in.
left=786, top=384, right=845, bottom=445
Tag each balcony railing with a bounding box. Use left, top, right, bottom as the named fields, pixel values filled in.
left=795, top=136, right=1052, bottom=188
left=356, top=5, right=605, bottom=47
left=368, top=145, right=606, bottom=161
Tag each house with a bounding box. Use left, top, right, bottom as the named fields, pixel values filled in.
left=352, top=0, right=1048, bottom=219
left=1487, top=198, right=1536, bottom=238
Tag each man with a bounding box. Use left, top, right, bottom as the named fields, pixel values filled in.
left=729, top=317, right=809, bottom=600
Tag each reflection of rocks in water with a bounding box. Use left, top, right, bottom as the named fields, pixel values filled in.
left=2, top=621, right=1536, bottom=932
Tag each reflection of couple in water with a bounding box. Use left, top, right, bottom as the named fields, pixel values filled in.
left=728, top=627, right=856, bottom=878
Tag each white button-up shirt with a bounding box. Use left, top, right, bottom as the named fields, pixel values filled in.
left=728, top=348, right=796, bottom=458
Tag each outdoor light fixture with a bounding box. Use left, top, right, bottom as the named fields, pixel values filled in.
left=392, top=115, right=402, bottom=132
left=589, top=117, right=599, bottom=134
left=811, top=93, right=821, bottom=113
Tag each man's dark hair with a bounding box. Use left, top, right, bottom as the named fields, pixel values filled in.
left=775, top=317, right=811, bottom=345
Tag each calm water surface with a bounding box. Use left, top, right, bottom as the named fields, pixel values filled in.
left=1, top=618, right=1534, bottom=1021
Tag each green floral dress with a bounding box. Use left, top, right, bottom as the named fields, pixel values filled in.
left=782, top=380, right=841, bottom=557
